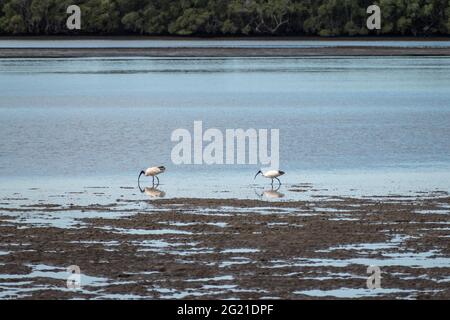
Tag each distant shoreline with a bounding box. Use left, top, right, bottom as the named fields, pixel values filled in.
left=1, top=35, right=450, bottom=41
left=1, top=46, right=450, bottom=58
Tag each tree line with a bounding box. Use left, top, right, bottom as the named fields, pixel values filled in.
left=0, top=0, right=449, bottom=36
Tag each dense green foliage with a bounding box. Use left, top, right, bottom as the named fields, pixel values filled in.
left=1, top=0, right=449, bottom=36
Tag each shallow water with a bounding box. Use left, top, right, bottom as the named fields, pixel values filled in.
left=1, top=55, right=450, bottom=200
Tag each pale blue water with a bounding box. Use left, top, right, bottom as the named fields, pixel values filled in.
left=1, top=54, right=450, bottom=200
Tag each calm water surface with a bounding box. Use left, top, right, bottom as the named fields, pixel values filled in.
left=1, top=55, right=450, bottom=200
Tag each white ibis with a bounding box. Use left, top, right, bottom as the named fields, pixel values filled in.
left=254, top=169, right=285, bottom=186
left=138, top=166, right=166, bottom=186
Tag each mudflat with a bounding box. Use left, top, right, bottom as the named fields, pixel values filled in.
left=1, top=46, right=450, bottom=58
left=0, top=193, right=449, bottom=299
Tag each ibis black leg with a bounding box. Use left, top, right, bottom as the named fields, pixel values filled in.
left=275, top=177, right=281, bottom=186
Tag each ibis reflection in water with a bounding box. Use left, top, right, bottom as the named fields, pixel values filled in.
left=138, top=185, right=166, bottom=198
left=255, top=183, right=285, bottom=199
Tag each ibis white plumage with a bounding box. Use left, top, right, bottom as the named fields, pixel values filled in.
left=254, top=169, right=285, bottom=186
left=138, top=166, right=166, bottom=186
